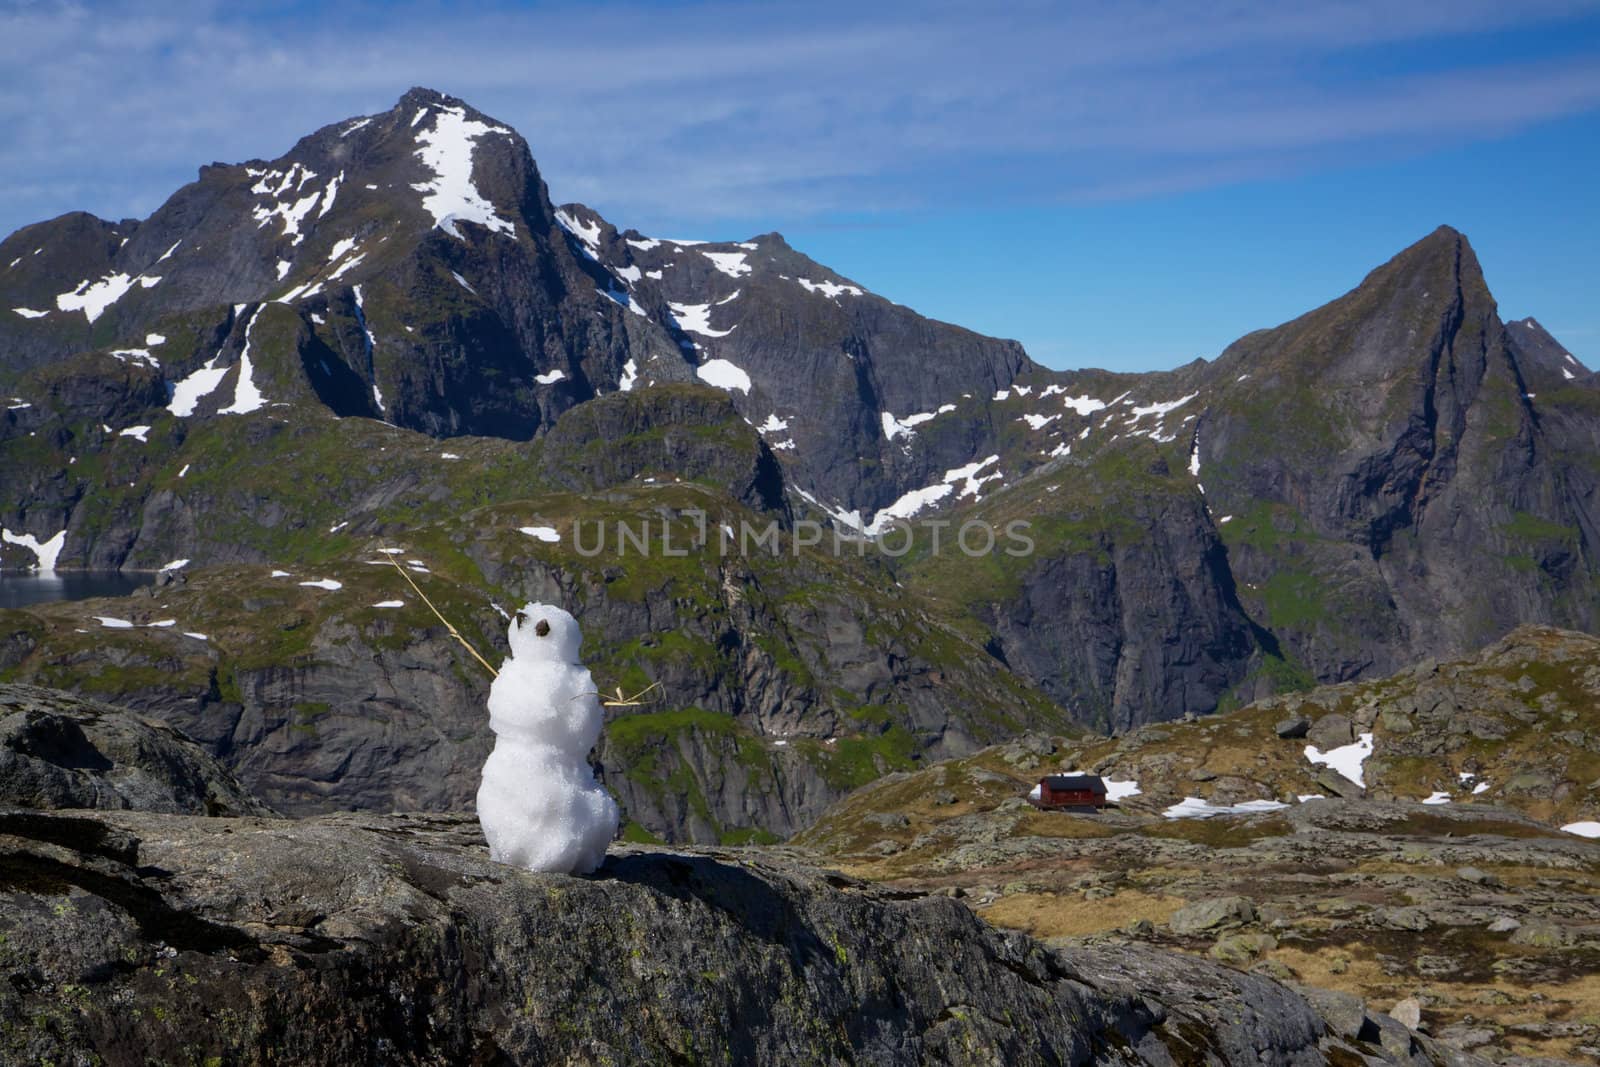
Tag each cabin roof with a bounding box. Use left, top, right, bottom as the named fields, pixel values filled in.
left=1039, top=774, right=1107, bottom=793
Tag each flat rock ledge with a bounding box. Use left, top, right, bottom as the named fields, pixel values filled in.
left=0, top=809, right=1480, bottom=1066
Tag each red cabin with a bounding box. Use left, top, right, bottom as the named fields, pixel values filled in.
left=1030, top=774, right=1108, bottom=810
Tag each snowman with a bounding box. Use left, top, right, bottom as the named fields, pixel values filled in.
left=476, top=603, right=619, bottom=874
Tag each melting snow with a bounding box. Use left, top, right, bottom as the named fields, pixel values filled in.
left=1, top=528, right=66, bottom=571
left=1021, top=413, right=1057, bottom=430
left=93, top=616, right=134, bottom=629
left=696, top=359, right=752, bottom=393
left=946, top=455, right=1002, bottom=498
left=56, top=272, right=137, bottom=323
left=669, top=301, right=735, bottom=338
left=145, top=333, right=166, bottom=346
left=1422, top=791, right=1452, bottom=805
left=299, top=578, right=343, bottom=591
left=372, top=600, right=405, bottom=609
left=452, top=271, right=477, bottom=295
left=168, top=347, right=232, bottom=416
left=758, top=414, right=790, bottom=433
left=619, top=358, right=639, bottom=392
left=270, top=569, right=291, bottom=578
left=110, top=348, right=160, bottom=369
left=276, top=260, right=292, bottom=280
left=318, top=171, right=343, bottom=217
left=1129, top=393, right=1199, bottom=420
left=413, top=106, right=516, bottom=239
left=12, top=307, right=48, bottom=319
left=1304, top=732, right=1374, bottom=787
left=554, top=210, right=603, bottom=258
left=1061, top=395, right=1107, bottom=416
left=118, top=425, right=151, bottom=443
left=217, top=307, right=267, bottom=414
left=535, top=369, right=567, bottom=385
left=177, top=464, right=191, bottom=478
left=796, top=278, right=864, bottom=298
left=626, top=237, right=661, bottom=252
left=1560, top=821, right=1600, bottom=839
left=160, top=559, right=189, bottom=571
left=520, top=526, right=560, bottom=543
left=1163, top=797, right=1288, bottom=819
left=341, top=117, right=372, bottom=137
left=700, top=251, right=751, bottom=277
left=184, top=632, right=208, bottom=641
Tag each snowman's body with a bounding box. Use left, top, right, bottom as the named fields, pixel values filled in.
left=476, top=604, right=618, bottom=874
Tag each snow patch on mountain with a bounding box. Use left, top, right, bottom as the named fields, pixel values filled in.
left=619, top=358, right=639, bottom=392
left=12, top=307, right=48, bottom=319
left=696, top=359, right=752, bottom=393
left=701, top=250, right=751, bottom=278
left=554, top=209, right=603, bottom=259
left=797, top=278, right=864, bottom=299
left=110, top=348, right=159, bottom=370
left=535, top=369, right=567, bottom=385
left=669, top=301, right=735, bottom=338
left=412, top=106, right=516, bottom=240
left=56, top=272, right=137, bottom=323
left=1, top=528, right=66, bottom=571
left=217, top=307, right=267, bottom=414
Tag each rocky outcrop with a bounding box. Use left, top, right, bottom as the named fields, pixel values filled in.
left=0, top=683, right=270, bottom=816
left=0, top=807, right=1475, bottom=1065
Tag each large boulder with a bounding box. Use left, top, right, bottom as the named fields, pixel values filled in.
left=0, top=683, right=271, bottom=816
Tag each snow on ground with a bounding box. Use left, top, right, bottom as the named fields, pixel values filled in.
left=110, top=348, right=160, bottom=369
left=619, top=358, right=639, bottom=392
left=1298, top=794, right=1327, bottom=802
left=217, top=307, right=267, bottom=414
left=1164, top=797, right=1288, bottom=819
left=56, top=272, right=136, bottom=323
left=327, top=254, right=365, bottom=282
left=1, top=528, right=66, bottom=571
left=1061, top=395, right=1107, bottom=416
left=441, top=452, right=461, bottom=460
left=145, top=333, right=166, bottom=346
left=758, top=414, right=790, bottom=433
left=881, top=411, right=918, bottom=441
left=93, top=616, right=134, bottom=629
left=168, top=352, right=231, bottom=417
left=298, top=579, right=343, bottom=591
left=1473, top=780, right=1491, bottom=795
left=1304, top=732, right=1374, bottom=787
left=554, top=209, right=603, bottom=258
left=414, top=106, right=517, bottom=239
left=854, top=455, right=1004, bottom=535
left=1561, top=821, right=1600, bottom=839
left=7, top=398, right=31, bottom=410
left=13, top=307, right=49, bottom=319
left=318, top=171, right=343, bottom=217
left=1422, top=791, right=1452, bottom=805
left=701, top=250, right=751, bottom=277
left=626, top=237, right=661, bottom=252
left=452, top=271, right=477, bottom=295
left=1188, top=432, right=1202, bottom=478
left=669, top=301, right=736, bottom=338
left=520, top=526, right=561, bottom=543
left=147, top=620, right=176, bottom=628
left=535, top=369, right=567, bottom=385
left=184, top=632, right=208, bottom=641
left=615, top=264, right=642, bottom=285
left=160, top=559, right=189, bottom=571
left=270, top=569, right=291, bottom=578
left=1021, top=413, right=1058, bottom=430
left=696, top=359, right=751, bottom=393
left=1128, top=393, right=1198, bottom=421
left=597, top=283, right=647, bottom=318
left=796, top=278, right=864, bottom=298
left=372, top=600, right=406, bottom=609
left=946, top=455, right=1002, bottom=498
left=118, top=426, right=151, bottom=443
left=276, top=260, right=292, bottom=281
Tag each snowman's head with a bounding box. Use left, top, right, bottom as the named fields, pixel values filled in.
left=507, top=602, right=582, bottom=664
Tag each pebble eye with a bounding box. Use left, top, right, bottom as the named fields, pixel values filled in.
left=535, top=619, right=551, bottom=637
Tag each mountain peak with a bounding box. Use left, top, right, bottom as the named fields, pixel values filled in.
left=397, top=86, right=468, bottom=112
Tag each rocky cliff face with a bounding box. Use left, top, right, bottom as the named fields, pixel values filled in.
left=0, top=806, right=1477, bottom=1066
left=0, top=683, right=271, bottom=816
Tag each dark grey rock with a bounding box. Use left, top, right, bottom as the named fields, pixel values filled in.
left=1275, top=716, right=1311, bottom=739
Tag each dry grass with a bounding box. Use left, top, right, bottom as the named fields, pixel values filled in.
left=977, top=889, right=1184, bottom=939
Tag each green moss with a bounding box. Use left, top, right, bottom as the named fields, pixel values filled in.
left=619, top=821, right=664, bottom=844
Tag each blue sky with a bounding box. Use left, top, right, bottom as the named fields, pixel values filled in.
left=2, top=0, right=1597, bottom=371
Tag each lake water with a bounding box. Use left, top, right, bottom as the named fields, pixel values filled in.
left=0, top=571, right=157, bottom=610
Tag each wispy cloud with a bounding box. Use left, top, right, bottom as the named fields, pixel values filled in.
left=2, top=0, right=1598, bottom=237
